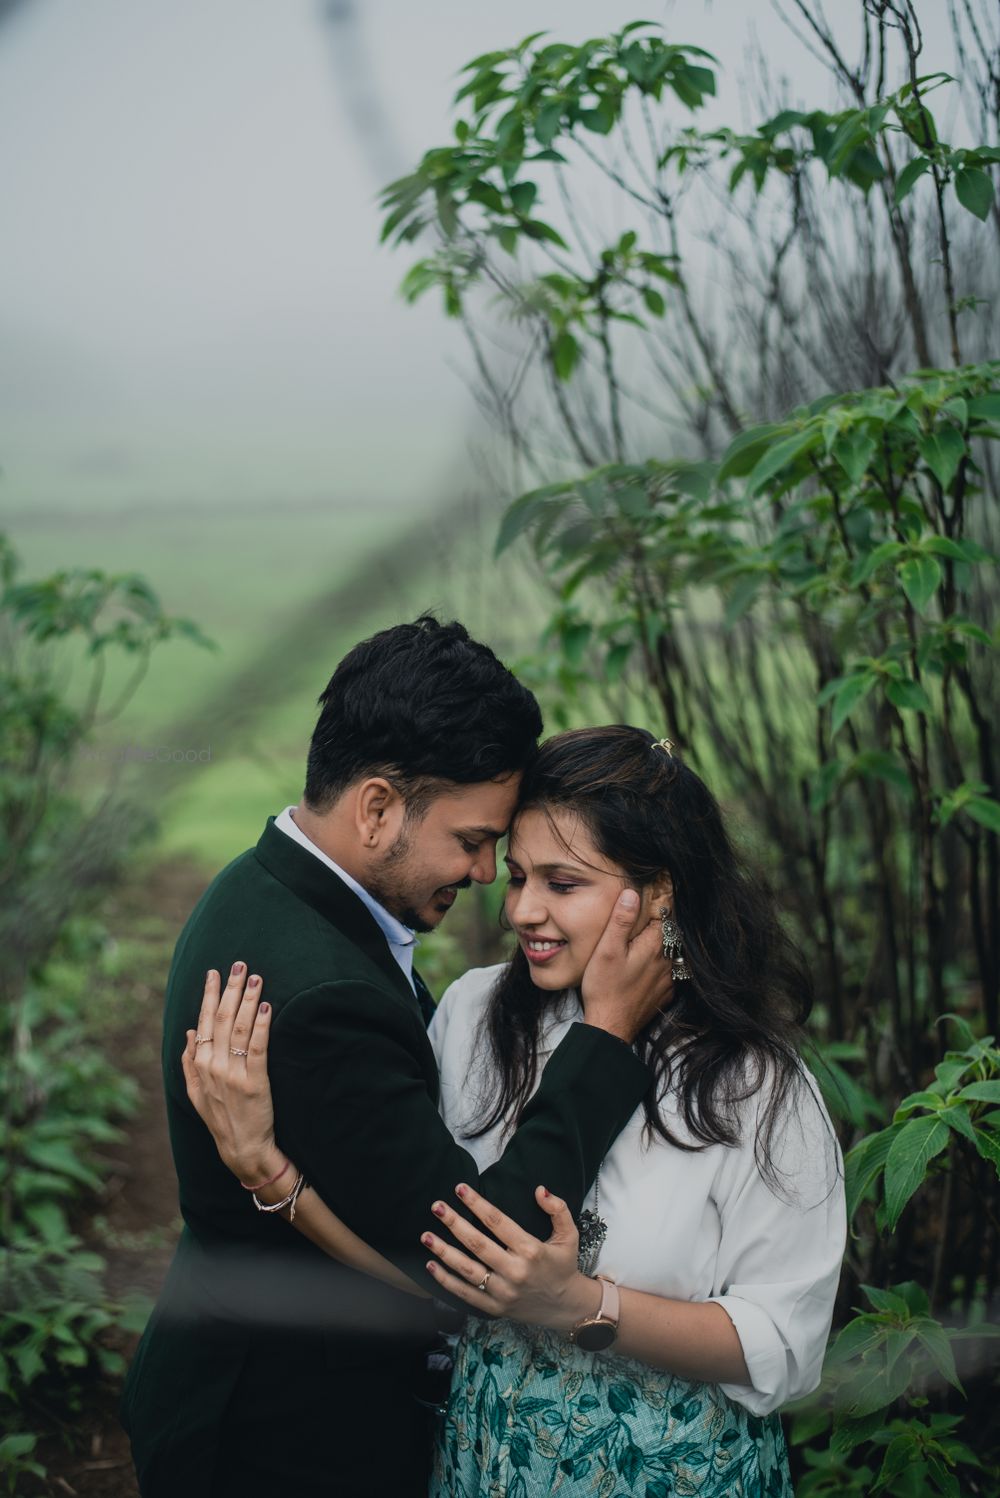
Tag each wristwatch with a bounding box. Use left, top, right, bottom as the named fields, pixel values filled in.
left=569, top=1274, right=620, bottom=1351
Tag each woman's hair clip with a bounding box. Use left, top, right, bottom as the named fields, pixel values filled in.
left=652, top=737, right=674, bottom=756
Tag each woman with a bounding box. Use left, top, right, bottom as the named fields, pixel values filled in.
left=185, top=727, right=845, bottom=1497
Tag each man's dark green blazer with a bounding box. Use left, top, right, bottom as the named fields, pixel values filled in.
left=122, top=814, right=651, bottom=1498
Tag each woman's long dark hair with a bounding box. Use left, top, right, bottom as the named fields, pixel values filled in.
left=467, top=726, right=816, bottom=1187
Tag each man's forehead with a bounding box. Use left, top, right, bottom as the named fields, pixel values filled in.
left=431, top=774, right=520, bottom=831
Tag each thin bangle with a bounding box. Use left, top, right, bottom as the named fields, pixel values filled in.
left=240, top=1157, right=291, bottom=1192
left=253, top=1171, right=307, bottom=1218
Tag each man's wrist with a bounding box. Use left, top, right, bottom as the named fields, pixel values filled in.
left=581, top=1016, right=637, bottom=1046
left=235, top=1143, right=285, bottom=1188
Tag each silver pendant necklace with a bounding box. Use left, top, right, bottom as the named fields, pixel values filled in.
left=577, top=1164, right=607, bottom=1275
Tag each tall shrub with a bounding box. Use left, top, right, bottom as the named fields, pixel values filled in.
left=380, top=7, right=1000, bottom=1490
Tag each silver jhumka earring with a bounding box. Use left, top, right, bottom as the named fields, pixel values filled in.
left=660, top=913, right=691, bottom=980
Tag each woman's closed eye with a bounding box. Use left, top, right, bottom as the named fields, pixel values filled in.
left=506, top=875, right=579, bottom=894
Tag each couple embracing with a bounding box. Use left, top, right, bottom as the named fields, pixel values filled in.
left=121, top=616, right=845, bottom=1498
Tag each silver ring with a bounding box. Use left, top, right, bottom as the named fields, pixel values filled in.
left=195, top=1034, right=213, bottom=1046
left=476, top=1270, right=493, bottom=1293
left=229, top=1047, right=249, bottom=1057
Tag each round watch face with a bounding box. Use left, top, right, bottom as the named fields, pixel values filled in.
left=574, top=1319, right=617, bottom=1352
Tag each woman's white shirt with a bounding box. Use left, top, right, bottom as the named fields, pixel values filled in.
left=428, top=963, right=846, bottom=1418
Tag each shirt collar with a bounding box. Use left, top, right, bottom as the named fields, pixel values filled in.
left=273, top=806, right=417, bottom=979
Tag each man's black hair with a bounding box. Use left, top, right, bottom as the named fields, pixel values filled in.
left=304, top=616, right=542, bottom=813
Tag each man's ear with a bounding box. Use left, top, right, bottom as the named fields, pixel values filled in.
left=354, top=777, right=399, bottom=848
left=650, top=873, right=674, bottom=914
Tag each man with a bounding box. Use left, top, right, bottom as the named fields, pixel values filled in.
left=122, top=617, right=667, bottom=1497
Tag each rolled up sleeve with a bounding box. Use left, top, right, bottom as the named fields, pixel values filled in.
left=708, top=1073, right=846, bottom=1414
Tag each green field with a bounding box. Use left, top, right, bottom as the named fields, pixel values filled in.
left=4, top=488, right=551, bottom=878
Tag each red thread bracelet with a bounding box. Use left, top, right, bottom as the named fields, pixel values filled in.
left=240, top=1157, right=291, bottom=1192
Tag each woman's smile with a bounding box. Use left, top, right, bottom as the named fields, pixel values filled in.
left=520, top=935, right=569, bottom=966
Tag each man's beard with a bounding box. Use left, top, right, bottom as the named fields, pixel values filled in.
left=366, top=828, right=470, bottom=933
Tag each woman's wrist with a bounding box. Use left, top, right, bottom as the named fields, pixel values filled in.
left=544, top=1272, right=604, bottom=1335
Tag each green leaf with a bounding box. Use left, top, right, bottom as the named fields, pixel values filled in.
left=825, top=1315, right=886, bottom=1368
left=0, top=1433, right=40, bottom=1461
left=642, top=286, right=666, bottom=317
left=832, top=431, right=876, bottom=484
left=850, top=749, right=912, bottom=796
left=895, top=1090, right=945, bottom=1121
left=913, top=1317, right=964, bottom=1392
left=954, top=166, right=995, bottom=220
left=534, top=101, right=565, bottom=148
left=718, top=423, right=789, bottom=482
left=957, top=1080, right=1000, bottom=1104
left=885, top=676, right=932, bottom=712
left=844, top=1125, right=902, bottom=1221
left=521, top=217, right=568, bottom=248
left=972, top=1126, right=1000, bottom=1174
left=939, top=1103, right=977, bottom=1144
left=810, top=758, right=844, bottom=812
left=861, top=1284, right=911, bottom=1316
left=509, top=180, right=538, bottom=215
left=604, top=642, right=631, bottom=681
left=893, top=1280, right=931, bottom=1316
left=724, top=573, right=765, bottom=627
left=551, top=330, right=580, bottom=381
left=884, top=1114, right=950, bottom=1230
left=894, top=155, right=931, bottom=204
left=831, top=672, right=877, bottom=737
left=24, top=1139, right=102, bottom=1190
left=966, top=797, right=1000, bottom=833
left=746, top=429, right=819, bottom=496
left=495, top=483, right=572, bottom=555
left=898, top=556, right=943, bottom=613
left=968, top=393, right=1000, bottom=422
left=874, top=1432, right=919, bottom=1490
left=919, top=426, right=966, bottom=489
left=562, top=620, right=592, bottom=666
left=851, top=539, right=905, bottom=587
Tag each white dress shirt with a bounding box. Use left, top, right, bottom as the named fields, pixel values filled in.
left=428, top=963, right=846, bottom=1417
left=273, top=805, right=417, bottom=993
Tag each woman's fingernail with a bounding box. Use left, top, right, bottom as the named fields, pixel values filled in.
left=421, top=1233, right=433, bottom=1248
left=248, top=975, right=261, bottom=990
left=260, top=1002, right=270, bottom=1015
left=620, top=889, right=639, bottom=910
left=205, top=969, right=214, bottom=981
left=540, top=1186, right=551, bottom=1198
left=232, top=961, right=245, bottom=976
left=432, top=1201, right=446, bottom=1217
left=426, top=1261, right=437, bottom=1274
left=455, top=1183, right=469, bottom=1199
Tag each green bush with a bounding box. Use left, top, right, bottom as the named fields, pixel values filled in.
left=382, top=7, right=1000, bottom=1489
left=0, top=536, right=209, bottom=1477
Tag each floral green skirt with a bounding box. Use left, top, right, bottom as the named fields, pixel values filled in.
left=430, top=1316, right=792, bottom=1498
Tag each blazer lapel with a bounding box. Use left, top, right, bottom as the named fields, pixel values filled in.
left=253, top=815, right=416, bottom=1010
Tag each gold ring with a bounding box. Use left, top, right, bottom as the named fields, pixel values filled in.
left=476, top=1270, right=493, bottom=1293
left=195, top=1034, right=214, bottom=1046
left=229, top=1047, right=249, bottom=1057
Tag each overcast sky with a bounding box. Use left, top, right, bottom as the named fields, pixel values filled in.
left=0, top=0, right=958, bottom=513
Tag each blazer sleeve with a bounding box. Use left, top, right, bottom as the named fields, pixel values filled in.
left=269, top=978, right=650, bottom=1300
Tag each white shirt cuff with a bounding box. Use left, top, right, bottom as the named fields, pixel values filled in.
left=708, top=1294, right=792, bottom=1415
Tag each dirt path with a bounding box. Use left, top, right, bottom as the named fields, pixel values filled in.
left=33, top=858, right=211, bottom=1498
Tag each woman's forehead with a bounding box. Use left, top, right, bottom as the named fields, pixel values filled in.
left=507, top=806, right=619, bottom=875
